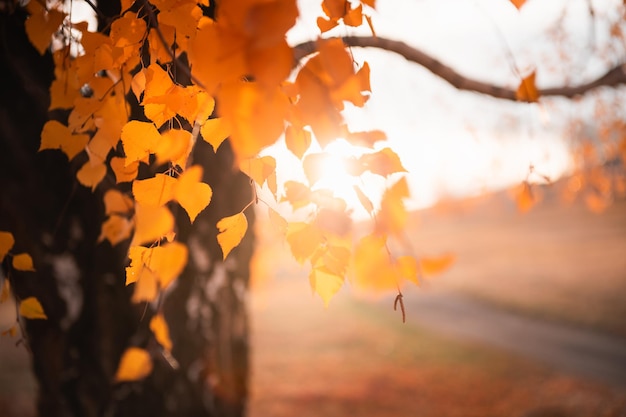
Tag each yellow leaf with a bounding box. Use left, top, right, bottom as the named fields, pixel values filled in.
left=125, top=245, right=148, bottom=285
left=110, top=157, right=139, bottom=183
left=174, top=166, right=212, bottom=223
left=110, top=15, right=146, bottom=48
left=345, top=129, right=386, bottom=148
left=419, top=254, right=455, bottom=277
left=19, top=297, right=47, bottom=319
left=132, top=204, right=175, bottom=246
left=200, top=117, right=230, bottom=151
left=132, top=174, right=177, bottom=207
left=40, top=120, right=89, bottom=160
left=309, top=268, right=344, bottom=307
left=375, top=177, right=409, bottom=236
left=396, top=256, right=419, bottom=285
left=76, top=161, right=107, bottom=191
left=13, top=253, right=35, bottom=272
left=0, top=231, right=15, bottom=262
left=145, top=242, right=188, bottom=289
left=280, top=181, right=312, bottom=210
left=115, top=347, right=153, bottom=382
left=0, top=278, right=10, bottom=303
left=516, top=71, right=540, bottom=102
left=104, top=190, right=134, bottom=215
left=351, top=234, right=398, bottom=291
left=240, top=156, right=276, bottom=188
left=150, top=314, right=173, bottom=352
left=154, top=129, right=193, bottom=168
left=216, top=213, right=248, bottom=260
left=286, top=222, right=324, bottom=264
left=120, top=121, right=161, bottom=165
left=131, top=266, right=159, bottom=303
left=99, top=215, right=133, bottom=246
left=24, top=2, right=66, bottom=55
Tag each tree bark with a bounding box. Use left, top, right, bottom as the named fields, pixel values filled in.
left=0, top=6, right=253, bottom=417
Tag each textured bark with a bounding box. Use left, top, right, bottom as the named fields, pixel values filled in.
left=0, top=5, right=252, bottom=417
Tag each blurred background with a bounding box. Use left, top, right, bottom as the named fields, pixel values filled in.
left=3, top=0, right=626, bottom=416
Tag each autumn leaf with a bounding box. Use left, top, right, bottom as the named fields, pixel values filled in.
left=286, top=222, right=325, bottom=264
left=154, top=129, right=193, bottom=168
left=132, top=174, right=177, bottom=207
left=309, top=268, right=344, bottom=307
left=516, top=71, right=540, bottom=102
left=110, top=157, right=139, bottom=183
left=0, top=231, right=14, bottom=262
left=419, top=254, right=455, bottom=277
left=115, top=347, right=153, bottom=382
left=19, top=297, right=47, bottom=319
left=512, top=181, right=535, bottom=212
left=240, top=156, right=276, bottom=189
left=132, top=204, right=175, bottom=246
left=200, top=118, right=231, bottom=151
left=303, top=153, right=332, bottom=186
left=24, top=2, right=66, bottom=55
left=284, top=125, right=312, bottom=159
left=510, top=0, right=526, bottom=10
left=145, top=242, right=188, bottom=289
left=281, top=181, right=312, bottom=210
left=175, top=166, right=212, bottom=223
left=397, top=255, right=419, bottom=284
left=350, top=234, right=398, bottom=291
left=216, top=213, right=248, bottom=260
left=104, top=190, right=134, bottom=215
left=359, top=147, right=407, bottom=177
left=353, top=185, right=374, bottom=214
left=120, top=121, right=161, bottom=165
left=13, top=253, right=35, bottom=272
left=76, top=161, right=107, bottom=191
left=375, top=176, right=409, bottom=236
left=150, top=314, right=173, bottom=352
left=99, top=215, right=133, bottom=246
left=268, top=207, right=288, bottom=236
left=0, top=278, right=11, bottom=303
left=40, top=120, right=89, bottom=160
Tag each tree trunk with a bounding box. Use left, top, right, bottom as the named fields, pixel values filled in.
left=0, top=6, right=253, bottom=417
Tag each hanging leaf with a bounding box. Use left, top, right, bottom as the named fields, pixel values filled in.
left=150, top=314, right=173, bottom=352
left=353, top=185, right=374, bottom=214
left=240, top=156, right=276, bottom=189
left=510, top=0, right=526, bottom=10
left=516, top=71, right=540, bottom=102
left=110, top=157, right=139, bottom=183
left=359, top=147, right=407, bottom=177
left=99, top=215, right=133, bottom=246
left=132, top=204, right=175, bottom=246
left=76, top=161, right=107, bottom=191
left=120, top=120, right=161, bottom=165
left=19, top=297, right=47, bottom=319
left=132, top=174, right=177, bottom=207
left=114, top=347, right=153, bottom=382
left=24, top=2, right=66, bottom=55
left=268, top=207, right=288, bottom=236
left=216, top=213, right=248, bottom=260
left=284, top=125, right=312, bottom=159
left=104, top=190, right=134, bottom=215
left=419, top=254, right=455, bottom=277
left=200, top=118, right=231, bottom=151
left=309, top=268, right=344, bottom=307
left=13, top=253, right=35, bottom=272
left=0, top=231, right=15, bottom=262
left=174, top=166, right=212, bottom=223
left=40, top=120, right=89, bottom=160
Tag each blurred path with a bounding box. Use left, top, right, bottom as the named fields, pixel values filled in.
left=381, top=290, right=626, bottom=387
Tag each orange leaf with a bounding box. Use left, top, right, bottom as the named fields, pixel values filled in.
left=132, top=174, right=177, bottom=207
left=130, top=265, right=159, bottom=303
left=120, top=121, right=161, bottom=165
left=24, top=2, right=66, bottom=54
left=13, top=253, right=36, bottom=272
left=0, top=231, right=15, bottom=262
left=99, top=215, right=133, bottom=246
left=420, top=254, right=455, bottom=277
left=510, top=0, right=526, bottom=10
left=154, top=129, right=193, bottom=168
left=281, top=181, right=312, bottom=210
left=303, top=153, right=331, bottom=186
left=284, top=125, right=312, bottom=159
left=150, top=314, right=173, bottom=352
left=516, top=71, right=540, bottom=102
left=343, top=4, right=363, bottom=26
left=76, top=161, right=107, bottom=191
left=110, top=15, right=146, bottom=48
left=40, top=120, right=89, bottom=160
left=240, top=156, right=276, bottom=188
left=513, top=181, right=535, bottom=212
left=19, top=297, right=47, bottom=319
left=175, top=166, right=212, bottom=223
left=145, top=242, right=188, bottom=289
left=351, top=234, right=398, bottom=291
left=345, top=129, right=386, bottom=148
left=359, top=147, right=407, bottom=177
left=0, top=278, right=10, bottom=303
left=396, top=255, right=419, bottom=285
left=115, top=347, right=153, bottom=382
left=216, top=213, right=248, bottom=260
left=317, top=16, right=339, bottom=33
left=200, top=117, right=231, bottom=151
left=268, top=207, right=288, bottom=236
left=110, top=157, right=139, bottom=183
left=132, top=204, right=175, bottom=246
left=104, top=190, right=134, bottom=215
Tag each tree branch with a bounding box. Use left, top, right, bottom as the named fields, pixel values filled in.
left=293, top=36, right=626, bottom=101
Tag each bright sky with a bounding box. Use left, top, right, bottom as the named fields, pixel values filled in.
left=261, top=0, right=622, bottom=218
